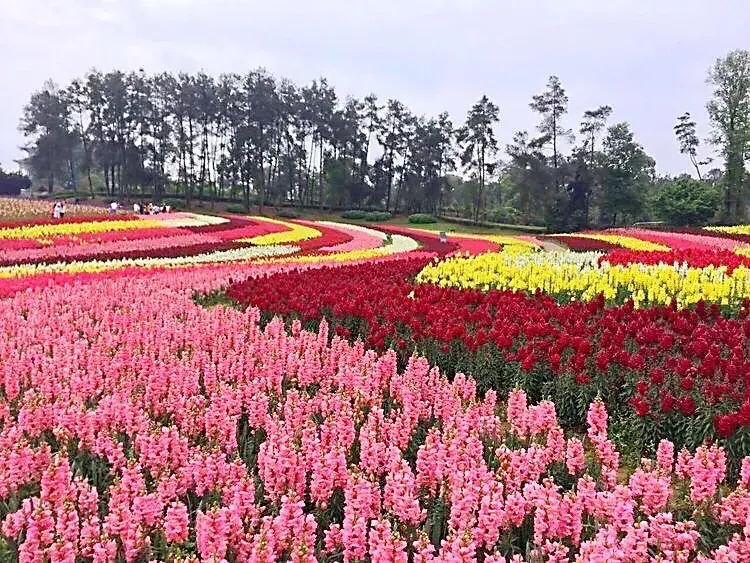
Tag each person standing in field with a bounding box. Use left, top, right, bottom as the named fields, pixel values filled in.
left=110, top=201, right=118, bottom=215
left=59, top=201, right=66, bottom=218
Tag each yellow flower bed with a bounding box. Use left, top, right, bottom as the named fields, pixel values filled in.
left=705, top=225, right=750, bottom=236
left=279, top=248, right=389, bottom=264
left=553, top=232, right=669, bottom=251
left=241, top=217, right=321, bottom=246
left=0, top=219, right=165, bottom=241
left=416, top=250, right=750, bottom=309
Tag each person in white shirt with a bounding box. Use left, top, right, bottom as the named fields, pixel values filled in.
left=133, top=202, right=141, bottom=214
left=110, top=201, right=118, bottom=214
left=52, top=202, right=61, bottom=219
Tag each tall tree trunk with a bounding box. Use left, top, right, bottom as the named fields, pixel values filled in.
left=385, top=149, right=394, bottom=212
left=187, top=116, right=195, bottom=206
left=68, top=159, right=77, bottom=193
left=318, top=139, right=324, bottom=209
left=690, top=155, right=703, bottom=181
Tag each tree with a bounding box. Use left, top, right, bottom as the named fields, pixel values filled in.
left=707, top=49, right=750, bottom=222
left=20, top=80, right=77, bottom=192
left=377, top=99, right=412, bottom=212
left=505, top=131, right=549, bottom=224
left=457, top=96, right=499, bottom=222
left=580, top=105, right=612, bottom=163
left=652, top=176, right=719, bottom=226
left=66, top=78, right=95, bottom=194
left=598, top=122, right=655, bottom=225
left=674, top=112, right=711, bottom=180
left=0, top=165, right=31, bottom=195
left=18, top=67, right=695, bottom=227
left=530, top=76, right=572, bottom=190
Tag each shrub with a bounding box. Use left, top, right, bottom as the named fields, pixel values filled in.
left=0, top=170, right=31, bottom=196
left=652, top=177, right=720, bottom=226
left=364, top=211, right=391, bottom=221
left=408, top=213, right=437, bottom=224
left=341, top=209, right=367, bottom=220
left=275, top=208, right=300, bottom=219
left=164, top=198, right=184, bottom=211
left=225, top=204, right=247, bottom=214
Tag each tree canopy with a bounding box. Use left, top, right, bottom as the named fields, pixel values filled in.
left=17, top=50, right=750, bottom=228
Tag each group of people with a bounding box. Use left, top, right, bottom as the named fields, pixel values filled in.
left=132, top=202, right=171, bottom=215
left=105, top=201, right=172, bottom=215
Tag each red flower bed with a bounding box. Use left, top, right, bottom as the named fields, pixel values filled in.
left=603, top=248, right=750, bottom=273
left=182, top=214, right=256, bottom=234
left=227, top=259, right=750, bottom=447
left=0, top=227, right=195, bottom=253
left=374, top=225, right=461, bottom=256
left=294, top=220, right=353, bottom=253
left=545, top=235, right=619, bottom=252
left=0, top=214, right=138, bottom=230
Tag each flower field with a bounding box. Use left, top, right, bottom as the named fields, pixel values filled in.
left=0, top=197, right=109, bottom=220
left=8, top=208, right=750, bottom=560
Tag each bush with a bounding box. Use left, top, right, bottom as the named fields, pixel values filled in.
left=164, top=198, right=184, bottom=211
left=225, top=204, right=247, bottom=214
left=364, top=211, right=391, bottom=222
left=652, top=177, right=720, bottom=226
left=341, top=209, right=367, bottom=220
left=0, top=170, right=31, bottom=196
left=408, top=213, right=437, bottom=224
left=481, top=206, right=522, bottom=224
left=275, top=208, right=300, bottom=219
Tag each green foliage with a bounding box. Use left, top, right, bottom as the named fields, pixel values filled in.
left=652, top=176, right=720, bottom=226
left=363, top=211, right=391, bottom=221
left=275, top=207, right=300, bottom=219
left=598, top=122, right=656, bottom=225
left=340, top=209, right=367, bottom=220
left=0, top=166, right=31, bottom=195
left=408, top=213, right=437, bottom=224
left=481, top=206, right=522, bottom=224
left=707, top=49, right=750, bottom=223
left=225, top=204, right=247, bottom=214
left=457, top=95, right=500, bottom=222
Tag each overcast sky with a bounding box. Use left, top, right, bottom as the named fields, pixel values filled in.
left=1, top=0, right=748, bottom=176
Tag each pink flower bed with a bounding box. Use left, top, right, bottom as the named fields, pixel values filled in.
left=0, top=263, right=749, bottom=561
left=0, top=251, right=436, bottom=300
left=317, top=224, right=385, bottom=253
left=0, top=232, right=222, bottom=266
left=613, top=228, right=748, bottom=252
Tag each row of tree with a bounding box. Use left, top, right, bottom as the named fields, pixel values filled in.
left=0, top=165, right=31, bottom=196
left=16, top=49, right=750, bottom=227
